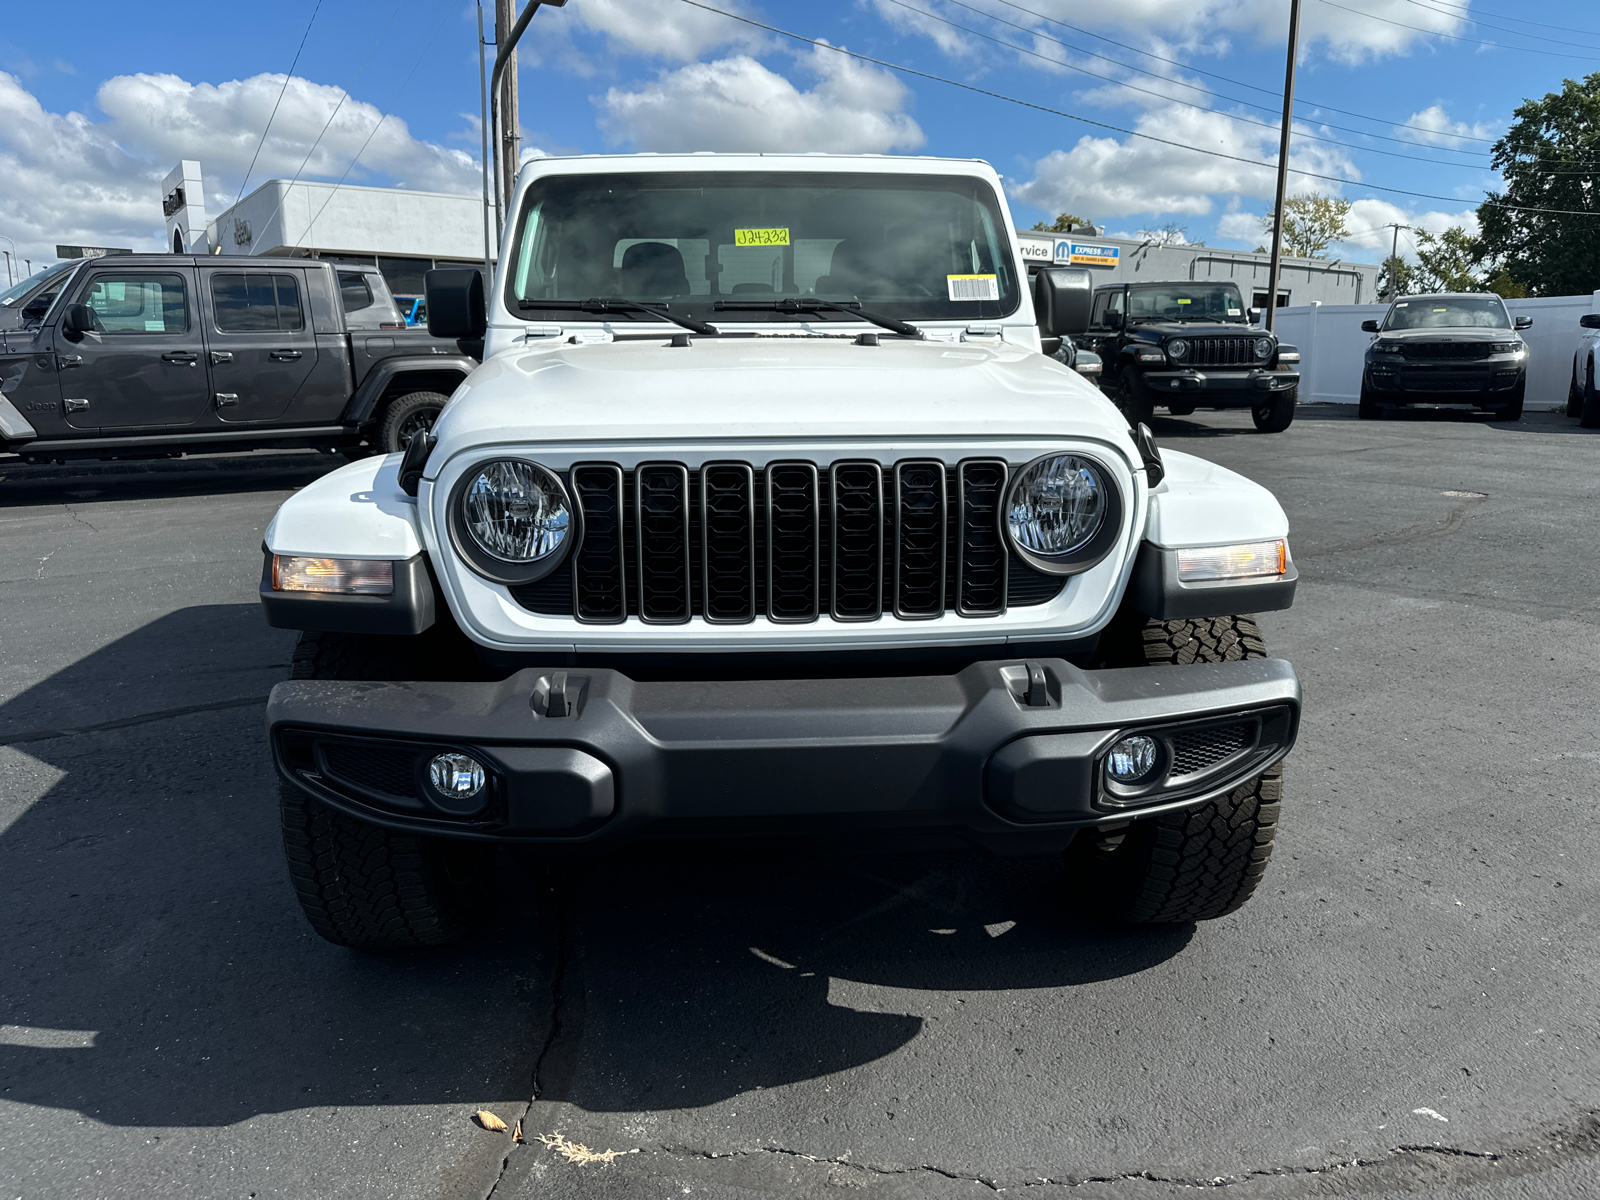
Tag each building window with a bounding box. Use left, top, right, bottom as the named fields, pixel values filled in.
left=378, top=255, right=432, bottom=297
left=1252, top=291, right=1290, bottom=309
left=211, top=273, right=305, bottom=332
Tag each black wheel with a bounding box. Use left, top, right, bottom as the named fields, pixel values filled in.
left=1251, top=386, right=1296, bottom=433
left=1073, top=613, right=1283, bottom=923
left=1568, top=362, right=1584, bottom=419
left=1582, top=362, right=1600, bottom=429
left=378, top=391, right=449, bottom=454
left=278, top=630, right=494, bottom=949
left=1114, top=367, right=1156, bottom=426
left=1495, top=378, right=1525, bottom=422
left=1166, top=403, right=1196, bottom=417
left=1357, top=379, right=1382, bottom=420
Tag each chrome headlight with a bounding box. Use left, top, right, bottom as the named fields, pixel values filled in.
left=449, top=459, right=574, bottom=583
left=1372, top=339, right=1402, bottom=354
left=1489, top=341, right=1524, bottom=354
left=1005, top=453, right=1121, bottom=576
left=1254, top=336, right=1274, bottom=360
left=1166, top=338, right=1189, bottom=361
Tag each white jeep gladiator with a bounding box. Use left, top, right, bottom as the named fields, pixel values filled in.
left=258, top=153, right=1301, bottom=949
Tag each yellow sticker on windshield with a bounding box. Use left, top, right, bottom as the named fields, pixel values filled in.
left=1434, top=307, right=1447, bottom=312
left=734, top=227, right=790, bottom=247
left=1177, top=298, right=1192, bottom=305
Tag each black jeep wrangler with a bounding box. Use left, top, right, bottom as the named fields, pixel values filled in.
left=1081, top=280, right=1301, bottom=432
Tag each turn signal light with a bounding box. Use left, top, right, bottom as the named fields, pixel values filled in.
left=1176, top=539, right=1288, bottom=582
left=272, top=555, right=395, bottom=595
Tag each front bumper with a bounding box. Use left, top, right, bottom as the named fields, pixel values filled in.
left=1142, top=368, right=1299, bottom=404
left=267, top=656, right=1300, bottom=852
left=1366, top=361, right=1524, bottom=397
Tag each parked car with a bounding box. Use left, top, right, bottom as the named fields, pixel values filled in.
left=0, top=256, right=478, bottom=464
left=0, top=259, right=79, bottom=332
left=1079, top=281, right=1301, bottom=432
left=258, top=151, right=1302, bottom=949
left=1567, top=312, right=1600, bottom=426
left=1359, top=293, right=1531, bottom=420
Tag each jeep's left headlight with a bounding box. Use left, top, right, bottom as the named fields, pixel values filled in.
left=1005, top=453, right=1120, bottom=575
left=450, top=459, right=574, bottom=583
left=1166, top=339, right=1189, bottom=361
left=1254, top=336, right=1274, bottom=360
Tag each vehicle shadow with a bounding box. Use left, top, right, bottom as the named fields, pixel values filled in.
left=0, top=606, right=1189, bottom=1126
left=0, top=450, right=342, bottom=509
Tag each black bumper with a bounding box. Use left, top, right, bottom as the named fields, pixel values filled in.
left=1141, top=368, right=1299, bottom=405
left=1366, top=363, right=1524, bottom=398
left=267, top=657, right=1301, bottom=852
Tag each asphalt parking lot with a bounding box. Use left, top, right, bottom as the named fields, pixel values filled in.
left=2, top=405, right=1598, bottom=1200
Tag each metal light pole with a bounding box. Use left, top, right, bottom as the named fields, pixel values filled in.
left=0, top=236, right=14, bottom=287
left=489, top=1, right=567, bottom=231
left=479, top=2, right=495, bottom=302
left=1265, top=0, right=1302, bottom=333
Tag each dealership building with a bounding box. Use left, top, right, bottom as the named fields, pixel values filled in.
left=162, top=161, right=1378, bottom=307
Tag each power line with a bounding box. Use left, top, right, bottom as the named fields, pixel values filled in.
left=1398, top=0, right=1600, bottom=38
left=1397, top=0, right=1600, bottom=49
left=234, top=0, right=324, bottom=209
left=675, top=0, right=1600, bottom=218
left=880, top=0, right=1495, bottom=171
left=1316, top=0, right=1600, bottom=61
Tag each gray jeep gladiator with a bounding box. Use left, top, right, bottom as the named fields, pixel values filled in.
left=0, top=254, right=478, bottom=464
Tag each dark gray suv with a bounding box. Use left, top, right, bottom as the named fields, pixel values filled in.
left=1359, top=293, right=1531, bottom=420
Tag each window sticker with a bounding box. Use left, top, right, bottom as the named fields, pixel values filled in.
left=144, top=319, right=165, bottom=332
left=1228, top=307, right=1242, bottom=315
left=1433, top=307, right=1447, bottom=312
left=1177, top=298, right=1192, bottom=305
left=734, top=227, right=789, bottom=247
left=1396, top=301, right=1410, bottom=307
left=947, top=274, right=999, bottom=301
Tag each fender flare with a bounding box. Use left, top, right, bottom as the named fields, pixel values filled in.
left=342, top=356, right=476, bottom=427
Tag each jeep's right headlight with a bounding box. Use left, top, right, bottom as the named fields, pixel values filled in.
left=1005, top=453, right=1118, bottom=575
left=450, top=459, right=574, bottom=583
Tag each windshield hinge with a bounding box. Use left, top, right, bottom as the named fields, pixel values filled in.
left=962, top=324, right=1003, bottom=340
left=568, top=329, right=613, bottom=345
left=521, top=324, right=562, bottom=341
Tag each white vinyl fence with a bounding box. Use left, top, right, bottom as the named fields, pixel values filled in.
left=1272, top=292, right=1600, bottom=409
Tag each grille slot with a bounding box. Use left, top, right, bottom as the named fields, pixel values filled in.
left=894, top=460, right=947, bottom=618
left=1400, top=341, right=1492, bottom=361
left=830, top=462, right=884, bottom=620
left=321, top=743, right=418, bottom=799
left=1170, top=723, right=1252, bottom=776
left=570, top=464, right=626, bottom=623
left=701, top=463, right=756, bottom=623
left=1186, top=336, right=1263, bottom=367
left=635, top=462, right=691, bottom=623
left=766, top=462, right=821, bottom=623
left=957, top=459, right=1008, bottom=616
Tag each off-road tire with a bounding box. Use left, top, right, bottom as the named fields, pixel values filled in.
left=1568, top=363, right=1584, bottom=419
left=378, top=391, right=449, bottom=454
left=1166, top=403, right=1196, bottom=416
left=1114, top=367, right=1156, bottom=426
left=1358, top=379, right=1381, bottom=420
left=1251, top=386, right=1296, bottom=433
left=1075, top=613, right=1282, bottom=923
left=278, top=630, right=494, bottom=949
left=1495, top=379, right=1525, bottom=423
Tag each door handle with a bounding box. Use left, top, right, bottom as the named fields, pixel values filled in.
left=268, top=349, right=303, bottom=361
left=215, top=393, right=239, bottom=408
left=55, top=354, right=81, bottom=370
left=210, top=351, right=234, bottom=365
left=162, top=351, right=199, bottom=366
left=64, top=398, right=89, bottom=413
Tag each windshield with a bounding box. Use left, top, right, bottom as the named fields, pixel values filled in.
left=507, top=171, right=1020, bottom=324
left=1383, top=296, right=1510, bottom=330
left=1126, top=283, right=1246, bottom=322
left=0, top=260, right=74, bottom=307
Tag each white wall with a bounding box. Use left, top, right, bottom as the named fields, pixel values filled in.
left=1273, top=293, right=1600, bottom=408
left=211, top=179, right=492, bottom=262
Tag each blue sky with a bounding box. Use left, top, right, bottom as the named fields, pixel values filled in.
left=0, top=0, right=1592, bottom=269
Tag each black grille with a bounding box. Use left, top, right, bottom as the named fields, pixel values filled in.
left=1170, top=723, right=1251, bottom=776
left=1186, top=336, right=1264, bottom=367
left=321, top=743, right=418, bottom=799
left=518, top=460, right=1077, bottom=623
left=1400, top=341, right=1493, bottom=361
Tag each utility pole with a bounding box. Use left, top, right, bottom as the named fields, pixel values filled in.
left=478, top=2, right=495, bottom=302
left=1382, top=222, right=1412, bottom=300
left=494, top=0, right=521, bottom=215
left=1265, top=0, right=1302, bottom=333
left=1, top=251, right=11, bottom=288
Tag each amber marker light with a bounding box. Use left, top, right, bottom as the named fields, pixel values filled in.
left=272, top=555, right=395, bottom=595
left=1175, top=539, right=1289, bottom=583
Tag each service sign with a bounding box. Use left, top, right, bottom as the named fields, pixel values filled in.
left=1018, top=238, right=1053, bottom=262
left=1056, top=241, right=1119, bottom=267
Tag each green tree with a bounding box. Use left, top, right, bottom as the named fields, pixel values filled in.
left=1031, top=212, right=1090, bottom=232
left=1477, top=73, right=1600, bottom=296
left=1377, top=254, right=1414, bottom=300
left=1412, top=226, right=1484, bottom=292
left=1261, top=193, right=1353, bottom=258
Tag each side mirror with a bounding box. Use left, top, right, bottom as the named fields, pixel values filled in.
left=425, top=269, right=486, bottom=340
left=21, top=296, right=52, bottom=322
left=1360, top=319, right=1381, bottom=333
left=1248, top=307, right=1263, bottom=324
left=1579, top=314, right=1600, bottom=330
left=1033, top=267, right=1093, bottom=338
left=1514, top=314, right=1533, bottom=330
left=61, top=303, right=96, bottom=340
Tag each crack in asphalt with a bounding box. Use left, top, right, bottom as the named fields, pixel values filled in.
left=62, top=503, right=99, bottom=534
left=0, top=695, right=268, bottom=746
left=1295, top=493, right=1488, bottom=560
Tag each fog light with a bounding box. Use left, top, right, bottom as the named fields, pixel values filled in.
left=1107, top=735, right=1159, bottom=783
left=429, top=753, right=485, bottom=799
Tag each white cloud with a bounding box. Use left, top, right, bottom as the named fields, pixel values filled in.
left=1397, top=104, right=1499, bottom=149
left=598, top=44, right=925, bottom=154
left=867, top=0, right=980, bottom=58
left=567, top=0, right=769, bottom=61
left=1008, top=105, right=1358, bottom=221
left=0, top=70, right=483, bottom=262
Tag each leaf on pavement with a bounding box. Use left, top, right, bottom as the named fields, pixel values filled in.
left=513, top=1120, right=524, bottom=1143
left=475, top=1110, right=509, bottom=1133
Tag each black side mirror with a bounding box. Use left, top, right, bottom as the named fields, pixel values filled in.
left=1579, top=314, right=1600, bottom=330
left=1033, top=267, right=1093, bottom=338
left=61, top=303, right=96, bottom=340
left=398, top=430, right=435, bottom=496
left=1360, top=319, right=1380, bottom=333
left=1514, top=314, right=1533, bottom=330
left=425, top=269, right=486, bottom=340
left=1248, top=307, right=1263, bottom=324
left=21, top=296, right=52, bottom=322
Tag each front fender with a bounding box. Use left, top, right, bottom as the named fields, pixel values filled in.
left=342, top=355, right=477, bottom=426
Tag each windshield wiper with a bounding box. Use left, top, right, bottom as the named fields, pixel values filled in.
left=517, top=297, right=718, bottom=336
left=712, top=298, right=922, bottom=339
